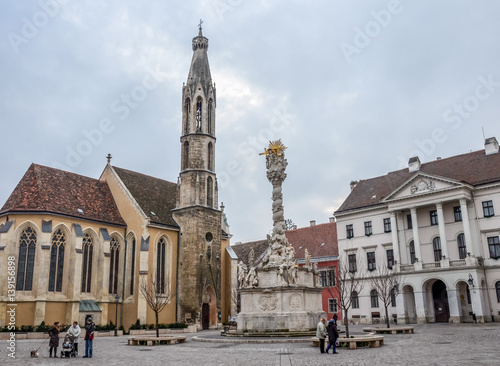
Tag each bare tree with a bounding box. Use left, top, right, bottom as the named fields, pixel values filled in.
left=284, top=219, right=295, bottom=230
left=368, top=265, right=403, bottom=328
left=139, top=273, right=175, bottom=337
left=337, top=255, right=364, bottom=338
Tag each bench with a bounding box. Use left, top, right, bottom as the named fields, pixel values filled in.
left=362, top=326, right=414, bottom=334
left=312, top=334, right=384, bottom=349
left=128, top=336, right=187, bottom=346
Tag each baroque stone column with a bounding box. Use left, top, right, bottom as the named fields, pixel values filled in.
left=410, top=208, right=423, bottom=266
left=390, top=212, right=400, bottom=266
left=460, top=199, right=474, bottom=256
left=436, top=203, right=449, bottom=259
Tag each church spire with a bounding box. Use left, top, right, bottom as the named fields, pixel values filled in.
left=187, top=20, right=211, bottom=92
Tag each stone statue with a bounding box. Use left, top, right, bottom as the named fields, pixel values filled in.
left=288, top=264, right=298, bottom=286
left=277, top=263, right=287, bottom=286
left=238, top=261, right=248, bottom=288
left=248, top=248, right=255, bottom=267
left=304, top=249, right=311, bottom=268
left=312, top=262, right=320, bottom=288
left=246, top=266, right=258, bottom=288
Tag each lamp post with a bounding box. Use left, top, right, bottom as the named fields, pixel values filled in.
left=467, top=273, right=474, bottom=289
left=114, top=294, right=120, bottom=336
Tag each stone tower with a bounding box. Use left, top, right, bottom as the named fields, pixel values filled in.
left=172, top=24, right=222, bottom=329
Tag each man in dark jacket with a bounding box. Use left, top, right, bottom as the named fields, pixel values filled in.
left=325, top=319, right=339, bottom=354
left=48, top=321, right=60, bottom=358
left=83, top=317, right=95, bottom=358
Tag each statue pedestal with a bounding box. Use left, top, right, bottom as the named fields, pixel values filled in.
left=237, top=268, right=325, bottom=332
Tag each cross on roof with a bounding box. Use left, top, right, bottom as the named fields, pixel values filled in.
left=198, top=19, right=203, bottom=31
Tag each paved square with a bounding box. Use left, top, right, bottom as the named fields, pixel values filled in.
left=2, top=323, right=499, bottom=365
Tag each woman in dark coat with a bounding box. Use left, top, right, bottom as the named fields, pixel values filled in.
left=48, top=321, right=60, bottom=358
left=325, top=319, right=339, bottom=354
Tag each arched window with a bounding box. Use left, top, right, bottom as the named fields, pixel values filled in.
left=457, top=233, right=467, bottom=259
left=409, top=241, right=416, bottom=264
left=496, top=281, right=500, bottom=303
left=16, top=226, right=37, bottom=291
left=157, top=238, right=166, bottom=293
left=130, top=236, right=136, bottom=296
left=49, top=229, right=66, bottom=292
left=184, top=98, right=190, bottom=134
left=351, top=291, right=359, bottom=309
left=207, top=176, right=213, bottom=208
left=207, top=142, right=213, bottom=171
left=390, top=287, right=396, bottom=307
left=196, top=97, right=202, bottom=132
left=81, top=233, right=93, bottom=293
left=182, top=141, right=189, bottom=170
left=371, top=289, right=379, bottom=308
left=433, top=237, right=442, bottom=262
left=208, top=99, right=213, bottom=134
left=109, top=237, right=120, bottom=295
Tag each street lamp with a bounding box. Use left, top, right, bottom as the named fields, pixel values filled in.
left=114, top=294, right=120, bottom=336
left=467, top=273, right=474, bottom=289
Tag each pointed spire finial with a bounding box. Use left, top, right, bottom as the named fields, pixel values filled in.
left=106, top=153, right=112, bottom=164
left=198, top=19, right=203, bottom=35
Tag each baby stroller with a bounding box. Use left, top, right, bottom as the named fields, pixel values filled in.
left=60, top=333, right=76, bottom=358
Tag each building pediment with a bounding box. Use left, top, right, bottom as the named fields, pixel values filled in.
left=382, top=173, right=468, bottom=202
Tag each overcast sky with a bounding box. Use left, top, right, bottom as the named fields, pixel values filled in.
left=1, top=1, right=500, bottom=244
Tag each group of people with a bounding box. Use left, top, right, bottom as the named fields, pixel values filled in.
left=316, top=314, right=340, bottom=354
left=47, top=317, right=95, bottom=358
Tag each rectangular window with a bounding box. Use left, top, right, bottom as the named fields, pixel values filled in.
left=483, top=201, right=495, bottom=217
left=319, top=269, right=335, bottom=287
left=386, top=249, right=394, bottom=269
left=348, top=254, right=357, bottom=272
left=352, top=292, right=359, bottom=309
left=454, top=206, right=462, bottom=222
left=430, top=210, right=438, bottom=225
left=383, top=218, right=391, bottom=233
left=328, top=298, right=338, bottom=313
left=488, top=236, right=500, bottom=259
left=407, top=214, right=412, bottom=229
left=367, top=252, right=376, bottom=271
left=364, top=221, right=373, bottom=236
left=346, top=224, right=354, bottom=239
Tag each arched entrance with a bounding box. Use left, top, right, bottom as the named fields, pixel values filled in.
left=402, top=285, right=417, bottom=324
left=457, top=281, right=473, bottom=322
left=201, top=285, right=217, bottom=330
left=432, top=280, right=450, bottom=322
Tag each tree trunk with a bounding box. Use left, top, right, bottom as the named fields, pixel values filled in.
left=344, top=310, right=349, bottom=338
left=385, top=304, right=390, bottom=328
left=155, top=311, right=159, bottom=338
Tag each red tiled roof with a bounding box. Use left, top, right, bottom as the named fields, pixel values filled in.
left=0, top=164, right=126, bottom=226
left=231, top=239, right=268, bottom=267
left=112, top=166, right=178, bottom=228
left=285, top=222, right=338, bottom=259
left=335, top=149, right=500, bottom=214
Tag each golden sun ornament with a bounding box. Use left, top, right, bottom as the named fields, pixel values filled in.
left=259, top=139, right=287, bottom=156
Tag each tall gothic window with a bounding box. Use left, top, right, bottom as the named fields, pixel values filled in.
left=457, top=233, right=467, bottom=259
left=208, top=142, right=214, bottom=171
left=208, top=99, right=213, bottom=134
left=184, top=98, right=190, bottom=134
left=130, top=237, right=136, bottom=295
left=183, top=141, right=189, bottom=170
left=433, top=237, right=442, bottom=262
left=109, top=237, right=120, bottom=295
left=207, top=176, right=214, bottom=208
left=157, top=238, right=166, bottom=293
left=196, top=97, right=202, bottom=132
left=48, top=229, right=65, bottom=292
left=81, top=233, right=93, bottom=293
left=16, top=226, right=37, bottom=291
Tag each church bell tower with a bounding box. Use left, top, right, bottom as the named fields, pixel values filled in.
left=172, top=23, right=222, bottom=328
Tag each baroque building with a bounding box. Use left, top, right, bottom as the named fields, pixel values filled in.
left=335, top=137, right=500, bottom=324
left=0, top=27, right=231, bottom=330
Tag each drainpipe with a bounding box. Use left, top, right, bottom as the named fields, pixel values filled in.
left=121, top=228, right=128, bottom=329
left=175, top=230, right=180, bottom=323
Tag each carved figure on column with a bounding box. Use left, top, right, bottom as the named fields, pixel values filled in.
left=304, top=249, right=312, bottom=269
left=288, top=264, right=298, bottom=286
left=246, top=266, right=258, bottom=288
left=312, top=262, right=320, bottom=287
left=238, top=261, right=248, bottom=288
left=277, top=264, right=287, bottom=286
left=259, top=140, right=295, bottom=268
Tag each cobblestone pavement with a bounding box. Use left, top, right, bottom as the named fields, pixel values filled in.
left=2, top=323, right=499, bottom=365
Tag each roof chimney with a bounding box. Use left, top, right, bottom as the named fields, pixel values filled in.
left=310, top=220, right=316, bottom=226
left=329, top=216, right=336, bottom=223
left=408, top=156, right=421, bottom=172
left=485, top=137, right=499, bottom=155
left=350, top=180, right=359, bottom=190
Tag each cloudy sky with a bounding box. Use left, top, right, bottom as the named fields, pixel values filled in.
left=1, top=1, right=500, bottom=244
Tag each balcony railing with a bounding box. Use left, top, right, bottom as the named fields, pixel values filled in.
left=450, top=259, right=466, bottom=267
left=422, top=262, right=440, bottom=269
left=400, top=264, right=414, bottom=271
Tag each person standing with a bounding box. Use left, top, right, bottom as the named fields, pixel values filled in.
left=83, top=317, right=95, bottom=358
left=67, top=321, right=81, bottom=355
left=48, top=321, right=60, bottom=358
left=325, top=319, right=339, bottom=354
left=316, top=318, right=327, bottom=353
